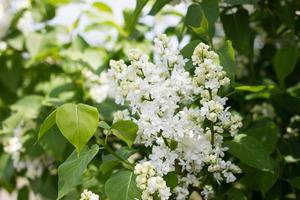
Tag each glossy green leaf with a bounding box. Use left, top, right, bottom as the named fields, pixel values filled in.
left=273, top=44, right=298, bottom=87
left=245, top=119, right=279, bottom=154
left=217, top=40, right=236, bottom=81
left=57, top=144, right=99, bottom=199
left=200, top=0, right=219, bottom=37
left=184, top=4, right=202, bottom=28
left=111, top=120, right=138, bottom=148
left=224, top=134, right=273, bottom=171
left=56, top=103, right=99, bottom=153
left=190, top=15, right=209, bottom=40
left=105, top=170, right=141, bottom=200
left=221, top=9, right=253, bottom=55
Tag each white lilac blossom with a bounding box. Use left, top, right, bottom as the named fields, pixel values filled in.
left=108, top=34, right=242, bottom=199
left=80, top=189, right=99, bottom=200
left=134, top=162, right=171, bottom=200
left=2, top=124, right=54, bottom=180
left=200, top=185, right=214, bottom=200
left=82, top=69, right=113, bottom=103
left=250, top=102, right=275, bottom=121
left=284, top=115, right=300, bottom=139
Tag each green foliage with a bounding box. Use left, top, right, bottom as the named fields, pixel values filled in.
left=57, top=144, right=99, bottom=199
left=105, top=170, right=142, bottom=200
left=100, top=147, right=136, bottom=173
left=273, top=44, right=298, bottom=88
left=221, top=9, right=253, bottom=55
left=111, top=120, right=138, bottom=148
left=217, top=40, right=236, bottom=81
left=149, top=0, right=172, bottom=15
left=224, top=134, right=273, bottom=171
left=38, top=109, right=57, bottom=140
left=56, top=103, right=99, bottom=153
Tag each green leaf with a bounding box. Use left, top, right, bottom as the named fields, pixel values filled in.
left=289, top=177, right=300, bottom=189
left=221, top=9, right=253, bottom=55
left=99, top=121, right=111, bottom=130
left=149, top=0, right=172, bottom=15
left=48, top=0, right=71, bottom=5
left=100, top=147, right=136, bottom=173
left=105, top=170, right=142, bottom=200
left=217, top=40, right=236, bottom=82
left=111, top=120, right=138, bottom=147
left=273, top=44, right=298, bottom=87
left=235, top=85, right=274, bottom=93
left=38, top=109, right=57, bottom=140
left=184, top=4, right=202, bottom=28
left=226, top=188, right=247, bottom=200
left=126, top=0, right=149, bottom=34
left=92, top=2, right=112, bottom=13
left=200, top=0, right=219, bottom=37
left=2, top=112, right=23, bottom=134
left=257, top=169, right=278, bottom=196
left=39, top=126, right=68, bottom=161
left=271, top=94, right=300, bottom=117
left=245, top=119, right=279, bottom=154
left=11, top=95, right=43, bottom=119
left=224, top=0, right=259, bottom=5
left=56, top=103, right=99, bottom=153
left=17, top=187, right=29, bottom=200
left=57, top=144, right=99, bottom=199
left=0, top=54, right=22, bottom=92
left=224, top=134, right=273, bottom=171
left=190, top=15, right=209, bottom=40
left=164, top=172, right=178, bottom=189
left=0, top=154, right=14, bottom=186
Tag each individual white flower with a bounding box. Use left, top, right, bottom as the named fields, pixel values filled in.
left=201, top=185, right=214, bottom=200
left=284, top=115, right=300, bottom=139
left=80, top=189, right=99, bottom=200
left=0, top=41, right=7, bottom=51
left=3, top=137, right=23, bottom=154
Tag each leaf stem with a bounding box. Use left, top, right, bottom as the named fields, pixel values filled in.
left=98, top=138, right=134, bottom=170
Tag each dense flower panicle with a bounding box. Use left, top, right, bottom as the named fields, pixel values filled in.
left=80, top=189, right=99, bottom=200
left=108, top=34, right=242, bottom=199
left=134, top=162, right=171, bottom=200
